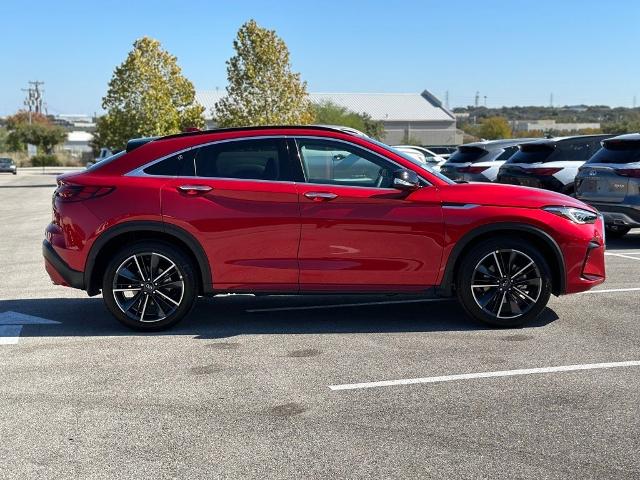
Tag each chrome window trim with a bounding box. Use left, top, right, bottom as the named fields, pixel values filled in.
left=125, top=133, right=432, bottom=188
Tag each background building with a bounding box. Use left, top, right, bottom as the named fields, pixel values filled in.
left=512, top=119, right=601, bottom=133
left=196, top=89, right=461, bottom=146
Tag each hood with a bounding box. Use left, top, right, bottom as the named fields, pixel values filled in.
left=437, top=183, right=595, bottom=211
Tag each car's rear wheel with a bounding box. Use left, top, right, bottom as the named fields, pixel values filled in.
left=605, top=225, right=630, bottom=239
left=102, top=241, right=197, bottom=331
left=456, top=238, right=552, bottom=327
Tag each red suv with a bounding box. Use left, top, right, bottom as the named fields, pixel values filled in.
left=43, top=126, right=606, bottom=330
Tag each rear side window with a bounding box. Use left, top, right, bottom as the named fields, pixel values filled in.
left=188, top=138, right=291, bottom=181
left=495, top=145, right=519, bottom=161
left=144, top=150, right=195, bottom=176
left=586, top=140, right=640, bottom=164
left=447, top=146, right=488, bottom=163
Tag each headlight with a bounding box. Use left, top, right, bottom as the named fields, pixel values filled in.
left=543, top=206, right=598, bottom=224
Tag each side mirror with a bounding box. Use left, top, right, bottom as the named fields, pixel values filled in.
left=393, top=169, right=421, bottom=191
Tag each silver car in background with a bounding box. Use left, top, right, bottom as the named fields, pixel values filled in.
left=392, top=145, right=447, bottom=171
left=576, top=133, right=640, bottom=238
left=440, top=138, right=539, bottom=182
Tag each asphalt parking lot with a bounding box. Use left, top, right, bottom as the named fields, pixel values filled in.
left=1, top=172, right=639, bottom=479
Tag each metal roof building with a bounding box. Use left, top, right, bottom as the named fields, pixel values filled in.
left=195, top=89, right=461, bottom=146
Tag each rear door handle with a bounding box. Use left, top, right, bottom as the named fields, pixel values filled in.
left=304, top=191, right=338, bottom=201
left=177, top=185, right=213, bottom=195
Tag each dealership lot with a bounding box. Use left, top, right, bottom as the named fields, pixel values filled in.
left=1, top=172, right=639, bottom=479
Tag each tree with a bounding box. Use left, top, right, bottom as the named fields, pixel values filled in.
left=214, top=20, right=314, bottom=127
left=93, top=37, right=204, bottom=151
left=476, top=116, right=512, bottom=140
left=5, top=111, right=66, bottom=154
left=312, top=101, right=384, bottom=139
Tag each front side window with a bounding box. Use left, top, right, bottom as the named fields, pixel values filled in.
left=296, top=138, right=396, bottom=188
left=186, top=138, right=290, bottom=181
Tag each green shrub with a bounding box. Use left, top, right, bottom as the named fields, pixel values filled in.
left=30, top=154, right=61, bottom=167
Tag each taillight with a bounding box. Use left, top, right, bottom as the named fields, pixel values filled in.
left=458, top=166, right=489, bottom=174
left=55, top=184, right=115, bottom=202
left=527, top=167, right=562, bottom=176
left=614, top=168, right=640, bottom=178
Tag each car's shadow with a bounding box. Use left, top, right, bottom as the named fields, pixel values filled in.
left=606, top=229, right=640, bottom=250
left=1, top=294, right=559, bottom=340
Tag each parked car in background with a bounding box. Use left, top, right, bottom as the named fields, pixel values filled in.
left=86, top=148, right=114, bottom=168
left=0, top=157, right=17, bottom=175
left=425, top=146, right=457, bottom=157
left=393, top=145, right=447, bottom=171
left=43, top=125, right=606, bottom=331
left=576, top=133, right=640, bottom=238
left=497, top=135, right=612, bottom=194
left=440, top=139, right=539, bottom=183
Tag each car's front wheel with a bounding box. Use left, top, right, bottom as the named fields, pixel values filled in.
left=102, top=241, right=197, bottom=331
left=456, top=238, right=552, bottom=327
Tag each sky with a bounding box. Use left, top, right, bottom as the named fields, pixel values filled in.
left=1, top=0, right=639, bottom=115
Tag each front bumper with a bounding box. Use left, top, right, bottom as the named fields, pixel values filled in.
left=43, top=239, right=85, bottom=289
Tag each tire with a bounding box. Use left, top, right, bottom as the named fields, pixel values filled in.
left=456, top=238, right=552, bottom=327
left=605, top=225, right=630, bottom=239
left=102, top=241, right=197, bottom=331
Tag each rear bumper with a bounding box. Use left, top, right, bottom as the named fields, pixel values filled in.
left=589, top=203, right=640, bottom=228
left=42, top=239, right=85, bottom=289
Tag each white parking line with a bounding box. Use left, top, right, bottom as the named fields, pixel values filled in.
left=329, top=360, right=640, bottom=391
left=0, top=326, right=23, bottom=345
left=579, top=287, right=640, bottom=294
left=605, top=252, right=640, bottom=261
left=247, top=297, right=451, bottom=313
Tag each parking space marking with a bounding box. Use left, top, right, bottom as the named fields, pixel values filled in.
left=0, top=312, right=61, bottom=346
left=579, top=287, right=640, bottom=294
left=605, top=252, right=640, bottom=261
left=247, top=298, right=451, bottom=313
left=329, top=360, right=640, bottom=391
left=0, top=326, right=23, bottom=345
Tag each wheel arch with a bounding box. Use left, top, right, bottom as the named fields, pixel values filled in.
left=438, top=222, right=566, bottom=297
left=85, top=221, right=212, bottom=296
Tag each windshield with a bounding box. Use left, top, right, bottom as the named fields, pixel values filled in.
left=0, top=158, right=12, bottom=165
left=367, top=138, right=455, bottom=184
left=447, top=146, right=488, bottom=164
left=587, top=141, right=640, bottom=164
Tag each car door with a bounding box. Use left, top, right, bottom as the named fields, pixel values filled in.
left=161, top=137, right=301, bottom=292
left=291, top=137, right=444, bottom=292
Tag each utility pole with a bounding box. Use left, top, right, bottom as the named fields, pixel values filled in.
left=483, top=95, right=487, bottom=107
left=445, top=90, right=450, bottom=109
left=549, top=92, right=554, bottom=108
left=474, top=91, right=480, bottom=108
left=22, top=81, right=46, bottom=123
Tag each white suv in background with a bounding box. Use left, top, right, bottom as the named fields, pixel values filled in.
left=440, top=139, right=539, bottom=182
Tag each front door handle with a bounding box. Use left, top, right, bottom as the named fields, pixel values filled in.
left=304, top=191, right=338, bottom=201
left=177, top=185, right=213, bottom=195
